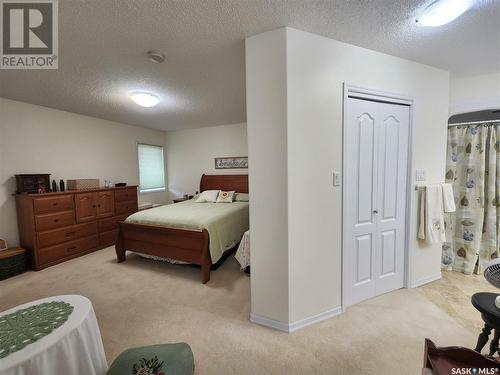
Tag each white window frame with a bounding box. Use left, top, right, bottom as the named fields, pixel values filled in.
left=137, top=143, right=166, bottom=193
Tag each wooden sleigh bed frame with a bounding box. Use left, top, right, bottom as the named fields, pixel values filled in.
left=115, top=174, right=249, bottom=283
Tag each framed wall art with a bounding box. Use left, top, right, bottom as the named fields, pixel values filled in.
left=214, top=156, right=248, bottom=169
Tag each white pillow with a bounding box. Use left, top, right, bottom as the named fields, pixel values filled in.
left=196, top=190, right=220, bottom=203
left=234, top=193, right=249, bottom=202
left=216, top=190, right=235, bottom=203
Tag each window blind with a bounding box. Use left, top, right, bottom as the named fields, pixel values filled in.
left=138, top=144, right=165, bottom=192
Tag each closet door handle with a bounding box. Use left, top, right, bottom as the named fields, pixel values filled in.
left=373, top=210, right=378, bottom=214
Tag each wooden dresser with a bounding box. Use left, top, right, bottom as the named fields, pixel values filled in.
left=16, top=186, right=138, bottom=270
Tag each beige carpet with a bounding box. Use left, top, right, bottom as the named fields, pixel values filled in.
left=0, top=247, right=494, bottom=374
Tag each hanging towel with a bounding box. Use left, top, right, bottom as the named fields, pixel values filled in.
left=425, top=184, right=446, bottom=244
left=441, top=183, right=456, bottom=213
left=418, top=188, right=426, bottom=240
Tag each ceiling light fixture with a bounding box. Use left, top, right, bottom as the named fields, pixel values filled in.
left=130, top=92, right=160, bottom=107
left=416, top=0, right=473, bottom=27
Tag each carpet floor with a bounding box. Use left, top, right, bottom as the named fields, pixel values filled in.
left=0, top=247, right=494, bottom=374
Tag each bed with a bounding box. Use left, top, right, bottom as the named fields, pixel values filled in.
left=115, top=174, right=249, bottom=283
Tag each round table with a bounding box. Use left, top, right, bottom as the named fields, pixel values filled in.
left=471, top=292, right=500, bottom=355
left=0, top=295, right=108, bottom=375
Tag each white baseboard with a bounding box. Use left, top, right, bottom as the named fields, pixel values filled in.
left=250, top=306, right=343, bottom=333
left=250, top=313, right=290, bottom=332
left=411, top=272, right=442, bottom=288
left=288, top=306, right=343, bottom=332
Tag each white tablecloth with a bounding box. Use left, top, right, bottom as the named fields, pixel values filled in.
left=235, top=230, right=250, bottom=270
left=0, top=295, right=108, bottom=375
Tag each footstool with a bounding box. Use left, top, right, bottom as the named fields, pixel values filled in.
left=107, top=343, right=194, bottom=375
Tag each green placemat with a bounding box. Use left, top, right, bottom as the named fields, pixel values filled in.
left=0, top=301, right=74, bottom=359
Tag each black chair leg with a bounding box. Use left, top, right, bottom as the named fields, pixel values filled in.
left=489, top=329, right=500, bottom=356
left=475, top=323, right=493, bottom=353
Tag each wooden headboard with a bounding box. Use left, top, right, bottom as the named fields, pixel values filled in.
left=199, top=174, right=248, bottom=193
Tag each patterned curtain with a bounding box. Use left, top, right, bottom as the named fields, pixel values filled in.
left=442, top=122, right=500, bottom=274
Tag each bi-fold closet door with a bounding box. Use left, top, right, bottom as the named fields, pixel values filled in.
left=344, top=96, right=410, bottom=307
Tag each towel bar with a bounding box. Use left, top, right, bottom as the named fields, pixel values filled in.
left=414, top=183, right=445, bottom=191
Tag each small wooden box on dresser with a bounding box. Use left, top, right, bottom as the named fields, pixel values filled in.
left=16, top=186, right=138, bottom=270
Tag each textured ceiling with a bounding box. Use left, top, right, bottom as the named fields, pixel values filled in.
left=1, top=0, right=499, bottom=131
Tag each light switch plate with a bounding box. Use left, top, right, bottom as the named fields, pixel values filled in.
left=333, top=171, right=341, bottom=186
left=416, top=169, right=426, bottom=182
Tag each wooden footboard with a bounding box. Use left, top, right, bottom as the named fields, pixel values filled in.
left=115, top=221, right=211, bottom=283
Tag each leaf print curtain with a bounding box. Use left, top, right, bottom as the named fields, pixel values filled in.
left=442, top=122, right=500, bottom=274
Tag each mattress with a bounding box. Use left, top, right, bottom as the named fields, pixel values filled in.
left=125, top=199, right=249, bottom=263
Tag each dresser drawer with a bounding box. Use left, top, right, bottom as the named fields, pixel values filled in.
left=38, top=235, right=99, bottom=265
left=35, top=211, right=75, bottom=232
left=98, top=214, right=129, bottom=233
left=114, top=188, right=137, bottom=202
left=37, top=222, right=98, bottom=249
left=34, top=195, right=74, bottom=215
left=99, top=229, right=119, bottom=246
left=115, top=201, right=138, bottom=215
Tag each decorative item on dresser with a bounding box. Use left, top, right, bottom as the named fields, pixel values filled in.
left=66, top=179, right=100, bottom=190
left=15, top=186, right=138, bottom=270
left=15, top=174, right=51, bottom=194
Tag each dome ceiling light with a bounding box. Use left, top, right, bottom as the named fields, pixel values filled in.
left=416, top=0, right=473, bottom=27
left=130, top=92, right=160, bottom=107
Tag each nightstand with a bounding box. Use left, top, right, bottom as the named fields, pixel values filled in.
left=172, top=198, right=188, bottom=203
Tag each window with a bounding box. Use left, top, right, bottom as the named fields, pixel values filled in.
left=138, top=143, right=165, bottom=193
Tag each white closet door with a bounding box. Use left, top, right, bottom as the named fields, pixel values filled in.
left=344, top=97, right=410, bottom=307
left=374, top=102, right=409, bottom=296
left=344, top=99, right=380, bottom=306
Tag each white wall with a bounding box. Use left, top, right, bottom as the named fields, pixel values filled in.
left=246, top=28, right=290, bottom=325
left=449, top=72, right=500, bottom=115
left=246, top=27, right=450, bottom=328
left=0, top=98, right=168, bottom=247
left=165, top=123, right=248, bottom=199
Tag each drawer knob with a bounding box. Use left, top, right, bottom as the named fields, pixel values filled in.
left=52, top=202, right=58, bottom=206
left=54, top=219, right=59, bottom=222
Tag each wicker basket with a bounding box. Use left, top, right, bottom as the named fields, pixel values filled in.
left=66, top=179, right=100, bottom=190
left=0, top=248, right=27, bottom=280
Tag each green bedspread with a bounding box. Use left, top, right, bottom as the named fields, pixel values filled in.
left=125, top=199, right=249, bottom=263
